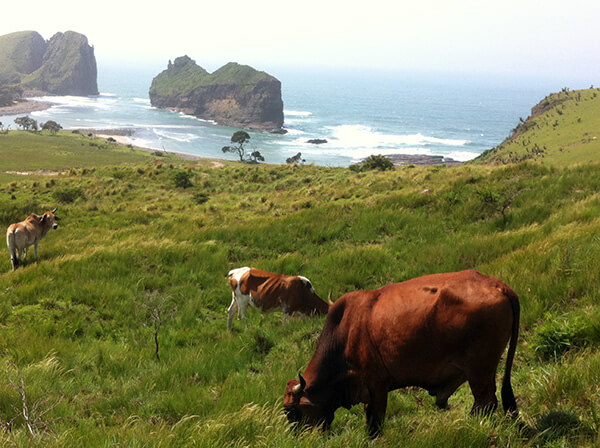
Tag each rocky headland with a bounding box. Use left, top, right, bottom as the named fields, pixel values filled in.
left=371, top=154, right=462, bottom=166
left=0, top=30, right=98, bottom=100
left=149, top=56, right=284, bottom=133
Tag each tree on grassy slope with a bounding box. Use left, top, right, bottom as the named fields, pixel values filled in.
left=41, top=120, right=62, bottom=135
left=14, top=116, right=38, bottom=132
left=222, top=130, right=264, bottom=163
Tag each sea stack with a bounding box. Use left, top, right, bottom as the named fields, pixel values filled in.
left=0, top=30, right=98, bottom=96
left=149, top=56, right=284, bottom=133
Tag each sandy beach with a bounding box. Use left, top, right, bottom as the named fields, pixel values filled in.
left=87, top=128, right=208, bottom=162
left=0, top=99, right=52, bottom=117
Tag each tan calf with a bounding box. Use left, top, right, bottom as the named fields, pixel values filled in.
left=6, top=209, right=60, bottom=270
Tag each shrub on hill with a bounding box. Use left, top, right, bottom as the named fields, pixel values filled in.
left=349, top=154, right=394, bottom=172
left=172, top=170, right=193, bottom=188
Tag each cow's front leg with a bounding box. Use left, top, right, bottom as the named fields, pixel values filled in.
left=227, top=295, right=238, bottom=331
left=34, top=242, right=39, bottom=261
left=364, top=386, right=388, bottom=438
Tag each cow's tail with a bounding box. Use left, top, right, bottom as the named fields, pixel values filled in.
left=6, top=229, right=18, bottom=270
left=501, top=286, right=520, bottom=416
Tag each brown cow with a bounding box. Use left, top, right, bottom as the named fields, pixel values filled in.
left=284, top=270, right=520, bottom=437
left=6, top=209, right=60, bottom=270
left=227, top=267, right=329, bottom=331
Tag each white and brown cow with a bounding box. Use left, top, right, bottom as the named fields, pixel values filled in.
left=6, top=209, right=60, bottom=270
left=227, top=267, right=329, bottom=330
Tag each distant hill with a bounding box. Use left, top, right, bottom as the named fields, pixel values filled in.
left=476, top=88, right=600, bottom=165
left=0, top=30, right=98, bottom=96
left=149, top=56, right=284, bottom=133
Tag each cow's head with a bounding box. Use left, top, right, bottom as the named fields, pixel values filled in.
left=40, top=208, right=60, bottom=230
left=284, top=374, right=330, bottom=429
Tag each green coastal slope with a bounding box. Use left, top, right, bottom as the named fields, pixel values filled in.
left=0, top=31, right=47, bottom=84
left=476, top=88, right=600, bottom=165
left=1, top=128, right=600, bottom=446
left=0, top=30, right=98, bottom=96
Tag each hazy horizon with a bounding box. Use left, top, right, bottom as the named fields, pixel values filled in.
left=1, top=0, right=599, bottom=84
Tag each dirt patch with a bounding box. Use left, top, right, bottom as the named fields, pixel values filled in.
left=3, top=169, right=62, bottom=176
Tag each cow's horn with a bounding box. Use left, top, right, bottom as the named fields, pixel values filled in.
left=294, top=373, right=306, bottom=395
left=327, top=291, right=333, bottom=305
left=52, top=207, right=57, bottom=213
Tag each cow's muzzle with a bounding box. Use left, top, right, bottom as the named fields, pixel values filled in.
left=52, top=224, right=58, bottom=229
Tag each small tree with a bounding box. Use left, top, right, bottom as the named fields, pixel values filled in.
left=222, top=130, right=264, bottom=163
left=136, top=292, right=177, bottom=361
left=41, top=120, right=62, bottom=135
left=14, top=116, right=38, bottom=132
left=286, top=152, right=305, bottom=165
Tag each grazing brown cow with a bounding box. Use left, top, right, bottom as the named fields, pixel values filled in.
left=6, top=209, right=60, bottom=270
left=227, top=267, right=329, bottom=331
left=284, top=270, right=520, bottom=437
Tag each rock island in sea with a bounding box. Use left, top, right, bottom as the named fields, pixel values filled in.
left=149, top=56, right=285, bottom=133
left=0, top=30, right=98, bottom=96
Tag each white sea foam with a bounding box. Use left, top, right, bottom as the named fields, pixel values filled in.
left=324, top=124, right=469, bottom=149
left=152, top=128, right=201, bottom=143
left=445, top=150, right=479, bottom=162
left=177, top=112, right=217, bottom=125
left=283, top=127, right=307, bottom=136
left=284, top=110, right=312, bottom=117
left=29, top=95, right=116, bottom=111
left=132, top=97, right=150, bottom=103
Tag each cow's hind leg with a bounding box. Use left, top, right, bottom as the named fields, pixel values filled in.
left=227, top=294, right=238, bottom=331
left=364, top=386, right=388, bottom=438
left=467, top=372, right=498, bottom=415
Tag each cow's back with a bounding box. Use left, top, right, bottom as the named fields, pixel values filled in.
left=338, top=270, right=515, bottom=388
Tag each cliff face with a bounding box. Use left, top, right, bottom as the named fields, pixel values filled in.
left=0, top=30, right=98, bottom=96
left=149, top=56, right=284, bottom=132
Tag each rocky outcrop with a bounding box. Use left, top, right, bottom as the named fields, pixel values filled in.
left=149, top=56, right=284, bottom=133
left=0, top=30, right=98, bottom=96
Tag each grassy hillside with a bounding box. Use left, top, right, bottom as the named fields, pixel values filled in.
left=476, top=88, right=600, bottom=166
left=0, top=131, right=167, bottom=182
left=1, top=132, right=600, bottom=446
left=0, top=31, right=46, bottom=85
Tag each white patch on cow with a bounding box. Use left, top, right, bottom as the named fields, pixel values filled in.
left=228, top=266, right=251, bottom=279
left=228, top=267, right=253, bottom=330
left=298, top=276, right=315, bottom=293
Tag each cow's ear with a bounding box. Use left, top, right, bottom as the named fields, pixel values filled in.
left=40, top=214, right=46, bottom=223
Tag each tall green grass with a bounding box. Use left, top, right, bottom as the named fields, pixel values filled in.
left=1, top=145, right=600, bottom=445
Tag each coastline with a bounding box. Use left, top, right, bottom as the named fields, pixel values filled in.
left=86, top=128, right=209, bottom=162
left=0, top=100, right=52, bottom=117
left=87, top=128, right=464, bottom=167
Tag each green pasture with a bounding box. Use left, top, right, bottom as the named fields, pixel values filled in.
left=0, top=130, right=600, bottom=446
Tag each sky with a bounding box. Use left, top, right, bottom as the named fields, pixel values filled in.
left=1, top=0, right=599, bottom=81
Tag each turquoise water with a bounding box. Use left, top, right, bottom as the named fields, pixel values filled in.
left=14, top=64, right=582, bottom=166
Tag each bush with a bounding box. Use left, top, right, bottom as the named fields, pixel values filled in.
left=52, top=187, right=86, bottom=203
left=349, top=154, right=394, bottom=172
left=193, top=192, right=210, bottom=204
left=532, top=312, right=600, bottom=360
left=173, top=170, right=193, bottom=188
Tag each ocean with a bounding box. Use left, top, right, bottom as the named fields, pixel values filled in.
left=7, top=64, right=583, bottom=166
